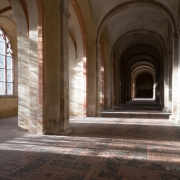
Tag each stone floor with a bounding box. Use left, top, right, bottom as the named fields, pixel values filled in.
left=0, top=115, right=180, bottom=180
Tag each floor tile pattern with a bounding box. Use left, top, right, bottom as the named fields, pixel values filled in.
left=0, top=115, right=180, bottom=180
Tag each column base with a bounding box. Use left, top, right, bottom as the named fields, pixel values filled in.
left=58, top=128, right=72, bottom=135
left=169, top=115, right=177, bottom=121
left=18, top=126, right=29, bottom=132
left=175, top=119, right=180, bottom=124
left=162, top=108, right=167, bottom=112
left=97, top=114, right=102, bottom=117
left=166, top=109, right=172, bottom=113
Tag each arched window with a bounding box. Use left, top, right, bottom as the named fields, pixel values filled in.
left=0, top=27, right=14, bottom=96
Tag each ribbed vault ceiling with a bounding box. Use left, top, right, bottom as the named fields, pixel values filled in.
left=0, top=0, right=16, bottom=24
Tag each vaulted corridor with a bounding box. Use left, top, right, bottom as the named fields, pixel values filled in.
left=0, top=0, right=180, bottom=179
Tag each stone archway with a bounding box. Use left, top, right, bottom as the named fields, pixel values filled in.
left=96, top=0, right=178, bottom=42
left=9, top=0, right=30, bottom=132
left=9, top=0, right=44, bottom=134
left=111, top=29, right=167, bottom=59
left=69, top=0, right=87, bottom=117
left=131, top=68, right=156, bottom=99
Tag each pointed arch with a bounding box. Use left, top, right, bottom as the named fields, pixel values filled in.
left=96, top=0, right=178, bottom=42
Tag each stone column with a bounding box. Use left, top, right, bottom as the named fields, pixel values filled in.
left=27, top=0, right=39, bottom=134
left=167, top=51, right=172, bottom=113
left=96, top=43, right=101, bottom=116
left=170, top=35, right=179, bottom=120
left=128, top=72, right=131, bottom=101
left=118, top=64, right=121, bottom=105
left=110, top=58, right=114, bottom=109
left=104, top=45, right=111, bottom=110
left=178, top=48, right=180, bottom=121
left=58, top=0, right=71, bottom=134
left=100, top=43, right=104, bottom=110
left=114, top=51, right=119, bottom=106
left=163, top=54, right=169, bottom=112
left=10, top=0, right=30, bottom=131
left=44, top=0, right=71, bottom=135
left=37, top=0, right=44, bottom=135
left=153, top=81, right=157, bottom=100
left=160, top=56, right=164, bottom=108
left=125, top=67, right=129, bottom=102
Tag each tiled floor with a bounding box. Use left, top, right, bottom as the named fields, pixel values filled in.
left=0, top=115, right=180, bottom=180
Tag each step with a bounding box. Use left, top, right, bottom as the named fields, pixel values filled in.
left=101, top=111, right=171, bottom=119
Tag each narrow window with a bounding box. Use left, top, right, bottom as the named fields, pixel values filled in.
left=0, top=27, right=14, bottom=96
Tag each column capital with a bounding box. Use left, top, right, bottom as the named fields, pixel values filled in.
left=163, top=53, right=168, bottom=57
left=96, top=43, right=101, bottom=48
left=110, top=57, right=114, bottom=61
left=168, top=50, right=172, bottom=56
left=60, top=8, right=71, bottom=19
left=172, top=33, right=179, bottom=41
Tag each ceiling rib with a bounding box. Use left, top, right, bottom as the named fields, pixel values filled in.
left=0, top=6, right=12, bottom=14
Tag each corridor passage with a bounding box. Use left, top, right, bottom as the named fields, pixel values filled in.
left=0, top=115, right=180, bottom=180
